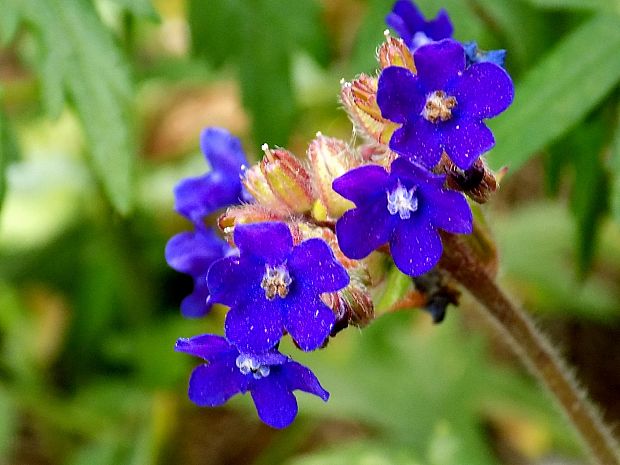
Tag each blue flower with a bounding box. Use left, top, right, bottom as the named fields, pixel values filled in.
left=174, top=127, right=251, bottom=227
left=176, top=334, right=329, bottom=429
left=377, top=39, right=514, bottom=170
left=386, top=0, right=453, bottom=50
left=165, top=228, right=230, bottom=318
left=207, top=222, right=350, bottom=353
left=333, top=157, right=472, bottom=276
left=464, top=41, right=507, bottom=68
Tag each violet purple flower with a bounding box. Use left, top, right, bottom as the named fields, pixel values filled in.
left=165, top=228, right=230, bottom=318
left=174, top=127, right=251, bottom=227
left=377, top=39, right=514, bottom=170
left=333, top=157, right=472, bottom=276
left=207, top=222, right=350, bottom=353
left=464, top=41, right=507, bottom=68
left=386, top=0, right=453, bottom=50
left=176, top=334, right=329, bottom=429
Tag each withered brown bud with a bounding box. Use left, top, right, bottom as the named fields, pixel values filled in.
left=437, top=153, right=504, bottom=204
left=307, top=133, right=355, bottom=220
left=377, top=35, right=415, bottom=71
left=260, top=145, right=315, bottom=213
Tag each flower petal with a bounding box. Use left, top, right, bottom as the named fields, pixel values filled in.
left=389, top=121, right=443, bottom=168
left=175, top=334, right=235, bottom=360
left=251, top=374, right=298, bottom=429
left=282, top=361, right=330, bottom=401
left=390, top=219, right=442, bottom=276
left=207, top=256, right=264, bottom=308
left=423, top=188, right=473, bottom=234
left=442, top=119, right=495, bottom=170
left=180, top=277, right=213, bottom=318
left=174, top=172, right=241, bottom=224
left=425, top=9, right=453, bottom=41
left=200, top=127, right=248, bottom=175
left=336, top=200, right=396, bottom=260
left=283, top=296, right=335, bottom=351
left=452, top=62, right=514, bottom=119
left=287, top=239, right=350, bottom=294
left=386, top=0, right=425, bottom=45
left=414, top=39, right=465, bottom=90
left=187, top=360, right=242, bottom=407
left=234, top=222, right=293, bottom=265
left=332, top=165, right=389, bottom=205
left=390, top=156, right=445, bottom=186
left=165, top=230, right=227, bottom=275
left=377, top=66, right=425, bottom=124
left=224, top=301, right=283, bottom=353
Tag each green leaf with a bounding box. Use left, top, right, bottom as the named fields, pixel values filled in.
left=488, top=15, right=620, bottom=173
left=523, top=0, right=620, bottom=14
left=288, top=442, right=423, bottom=465
left=0, top=388, right=17, bottom=461
left=12, top=0, right=136, bottom=214
left=106, top=0, right=159, bottom=20
left=611, top=106, right=620, bottom=225
left=0, top=3, right=20, bottom=45
left=0, top=105, right=20, bottom=215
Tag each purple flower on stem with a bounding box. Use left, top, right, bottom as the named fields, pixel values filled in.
left=207, top=222, right=350, bottom=353
left=377, top=39, right=514, bottom=170
left=176, top=334, right=329, bottom=429
left=386, top=0, right=453, bottom=50
left=174, top=127, right=251, bottom=226
left=165, top=228, right=230, bottom=318
left=333, top=157, right=472, bottom=276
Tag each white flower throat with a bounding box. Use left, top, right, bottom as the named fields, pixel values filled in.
left=387, top=183, right=419, bottom=220
left=236, top=354, right=271, bottom=379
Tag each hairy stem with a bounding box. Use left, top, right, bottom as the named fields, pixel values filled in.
left=440, top=233, right=620, bottom=465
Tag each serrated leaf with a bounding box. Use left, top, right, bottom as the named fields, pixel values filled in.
left=523, top=0, right=620, bottom=14
left=0, top=105, right=20, bottom=215
left=12, top=0, right=135, bottom=214
left=488, top=15, right=620, bottom=172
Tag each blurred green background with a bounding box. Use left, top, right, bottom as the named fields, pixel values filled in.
left=1, top=0, right=620, bottom=464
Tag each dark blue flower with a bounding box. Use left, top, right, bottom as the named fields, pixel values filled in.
left=165, top=228, right=230, bottom=318
left=464, top=41, right=506, bottom=68
left=175, top=334, right=329, bottom=429
left=174, top=127, right=251, bottom=226
left=386, top=0, right=453, bottom=50
left=377, top=39, right=514, bottom=171
left=207, top=222, right=350, bottom=353
left=333, top=157, right=472, bottom=276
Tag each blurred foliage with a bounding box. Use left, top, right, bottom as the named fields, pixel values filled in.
left=0, top=0, right=619, bottom=464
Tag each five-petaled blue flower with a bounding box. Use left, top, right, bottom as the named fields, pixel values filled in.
left=333, top=157, right=472, bottom=276
left=176, top=334, right=329, bottom=429
left=174, top=127, right=252, bottom=227
left=207, top=222, right=350, bottom=353
left=377, top=39, right=514, bottom=171
left=386, top=0, right=453, bottom=50
left=165, top=228, right=230, bottom=318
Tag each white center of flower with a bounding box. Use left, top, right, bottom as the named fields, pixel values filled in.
left=236, top=354, right=271, bottom=379
left=260, top=264, right=292, bottom=300
left=422, top=90, right=457, bottom=123
left=387, top=183, right=418, bottom=220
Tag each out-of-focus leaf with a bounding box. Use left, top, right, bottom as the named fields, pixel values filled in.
left=494, top=202, right=620, bottom=320
left=489, top=15, right=620, bottom=172
left=0, top=388, right=17, bottom=461
left=188, top=0, right=329, bottom=145
left=107, top=0, right=159, bottom=20
left=288, top=442, right=423, bottom=465
left=523, top=0, right=620, bottom=13
left=0, top=105, right=20, bottom=214
left=611, top=107, right=620, bottom=225
left=11, top=0, right=135, bottom=214
left=0, top=4, right=20, bottom=45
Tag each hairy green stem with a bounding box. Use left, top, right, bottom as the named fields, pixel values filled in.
left=440, top=233, right=620, bottom=465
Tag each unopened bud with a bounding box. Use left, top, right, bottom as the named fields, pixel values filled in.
left=218, top=204, right=287, bottom=235
left=242, top=164, right=280, bottom=208
left=340, top=75, right=399, bottom=145
left=260, top=146, right=315, bottom=213
left=377, top=36, right=415, bottom=71
left=307, top=135, right=355, bottom=219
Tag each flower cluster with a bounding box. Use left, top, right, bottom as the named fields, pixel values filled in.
left=168, top=0, right=513, bottom=428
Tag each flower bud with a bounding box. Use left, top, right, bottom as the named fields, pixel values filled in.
left=307, top=134, right=355, bottom=220
left=340, top=75, right=398, bottom=145
left=242, top=164, right=280, bottom=208
left=260, top=145, right=315, bottom=213
left=218, top=204, right=288, bottom=235
left=377, top=35, right=415, bottom=71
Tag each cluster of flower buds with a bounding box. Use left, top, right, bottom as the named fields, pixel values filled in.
left=167, top=0, right=514, bottom=428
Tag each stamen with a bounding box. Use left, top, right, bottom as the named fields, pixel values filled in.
left=261, top=264, right=292, bottom=300
left=387, top=183, right=419, bottom=220
left=236, top=354, right=271, bottom=379
left=422, top=90, right=457, bottom=123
